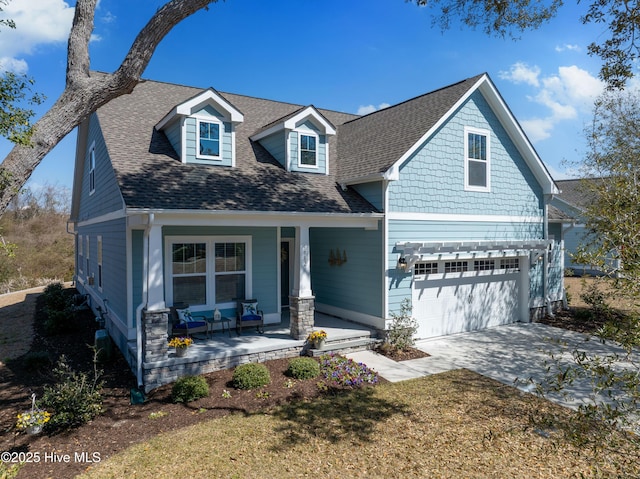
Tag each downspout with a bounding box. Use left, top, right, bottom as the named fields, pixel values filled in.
left=135, top=213, right=153, bottom=389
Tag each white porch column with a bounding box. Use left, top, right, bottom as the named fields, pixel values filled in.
left=290, top=225, right=315, bottom=340
left=147, top=224, right=166, bottom=311
left=292, top=225, right=313, bottom=297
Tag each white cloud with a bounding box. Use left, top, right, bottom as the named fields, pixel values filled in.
left=0, top=57, right=28, bottom=74
left=499, top=62, right=540, bottom=87
left=503, top=63, right=604, bottom=143
left=555, top=44, right=581, bottom=53
left=357, top=102, right=391, bottom=116
left=0, top=0, right=74, bottom=59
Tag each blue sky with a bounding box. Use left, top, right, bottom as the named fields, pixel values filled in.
left=0, top=0, right=615, bottom=192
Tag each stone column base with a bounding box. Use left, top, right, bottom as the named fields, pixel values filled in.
left=289, top=296, right=315, bottom=340
left=142, top=308, right=170, bottom=363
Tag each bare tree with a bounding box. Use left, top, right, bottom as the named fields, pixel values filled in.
left=0, top=0, right=216, bottom=214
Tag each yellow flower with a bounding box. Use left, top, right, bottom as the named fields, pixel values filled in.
left=168, top=336, right=193, bottom=348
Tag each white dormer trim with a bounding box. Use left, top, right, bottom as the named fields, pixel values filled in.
left=155, top=88, right=244, bottom=131
left=250, top=106, right=336, bottom=142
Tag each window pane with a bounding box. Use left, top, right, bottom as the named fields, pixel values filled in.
left=173, top=276, right=206, bottom=305
left=300, top=134, right=316, bottom=165
left=173, top=243, right=206, bottom=274
left=468, top=133, right=486, bottom=160
left=216, top=242, right=245, bottom=272
left=199, top=122, right=220, bottom=156
left=215, top=274, right=245, bottom=303
left=468, top=160, right=487, bottom=187
left=301, top=150, right=316, bottom=165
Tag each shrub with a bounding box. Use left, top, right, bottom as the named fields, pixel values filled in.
left=580, top=280, right=610, bottom=317
left=171, top=375, right=209, bottom=403
left=43, top=282, right=68, bottom=311
left=41, top=282, right=74, bottom=335
left=41, top=354, right=103, bottom=433
left=22, top=351, right=51, bottom=371
left=386, top=298, right=418, bottom=351
left=319, top=353, right=379, bottom=388
left=232, top=363, right=270, bottom=390
left=286, top=357, right=320, bottom=380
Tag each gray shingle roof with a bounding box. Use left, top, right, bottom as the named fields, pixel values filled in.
left=555, top=178, right=600, bottom=210
left=96, top=77, right=373, bottom=213
left=337, top=74, right=485, bottom=182
left=548, top=204, right=574, bottom=222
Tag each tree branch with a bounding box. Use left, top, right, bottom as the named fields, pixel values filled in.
left=66, top=0, right=97, bottom=84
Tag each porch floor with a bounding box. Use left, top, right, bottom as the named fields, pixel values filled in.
left=184, top=311, right=376, bottom=359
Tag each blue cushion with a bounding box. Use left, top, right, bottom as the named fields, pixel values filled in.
left=174, top=321, right=206, bottom=329
left=241, top=314, right=261, bottom=322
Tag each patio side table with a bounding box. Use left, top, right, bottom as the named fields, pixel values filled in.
left=207, top=316, right=232, bottom=337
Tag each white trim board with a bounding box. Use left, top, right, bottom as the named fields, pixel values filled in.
left=387, top=212, right=543, bottom=223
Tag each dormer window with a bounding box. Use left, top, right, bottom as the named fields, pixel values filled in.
left=198, top=119, right=220, bottom=159
left=299, top=134, right=317, bottom=167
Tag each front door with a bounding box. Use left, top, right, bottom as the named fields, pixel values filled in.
left=280, top=240, right=291, bottom=307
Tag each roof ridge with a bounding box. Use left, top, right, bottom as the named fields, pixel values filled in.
left=341, top=73, right=486, bottom=126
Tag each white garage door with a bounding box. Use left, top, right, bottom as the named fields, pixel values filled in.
left=412, top=258, right=521, bottom=339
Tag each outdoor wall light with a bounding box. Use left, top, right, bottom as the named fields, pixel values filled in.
left=397, top=257, right=408, bottom=271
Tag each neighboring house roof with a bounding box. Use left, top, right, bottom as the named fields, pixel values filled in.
left=555, top=178, right=599, bottom=211
left=94, top=76, right=373, bottom=214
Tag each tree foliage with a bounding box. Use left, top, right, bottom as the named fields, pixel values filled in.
left=0, top=1, right=45, bottom=145
left=414, top=0, right=640, bottom=89
left=576, top=91, right=640, bottom=300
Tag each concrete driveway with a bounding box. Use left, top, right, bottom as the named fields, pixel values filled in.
left=348, top=322, right=636, bottom=410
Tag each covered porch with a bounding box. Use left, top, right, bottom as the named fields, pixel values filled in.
left=138, top=312, right=378, bottom=392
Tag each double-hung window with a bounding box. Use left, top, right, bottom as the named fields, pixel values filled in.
left=167, top=236, right=250, bottom=308
left=89, top=144, right=96, bottom=194
left=97, top=236, right=103, bottom=290
left=299, top=134, right=317, bottom=167
left=171, top=243, right=207, bottom=306
left=78, top=234, right=83, bottom=275
left=197, top=119, right=220, bottom=159
left=464, top=127, right=490, bottom=192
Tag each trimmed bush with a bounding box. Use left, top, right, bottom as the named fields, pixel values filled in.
left=171, top=375, right=209, bottom=403
left=286, top=357, right=320, bottom=380
left=22, top=351, right=51, bottom=371
left=41, top=355, right=103, bottom=432
left=232, top=363, right=271, bottom=390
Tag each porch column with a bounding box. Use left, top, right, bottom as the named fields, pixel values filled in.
left=290, top=225, right=315, bottom=340
left=147, top=224, right=165, bottom=311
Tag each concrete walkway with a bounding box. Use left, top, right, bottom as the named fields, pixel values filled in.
left=348, top=322, right=636, bottom=410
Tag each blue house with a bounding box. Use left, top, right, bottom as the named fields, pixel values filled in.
left=70, top=72, right=566, bottom=390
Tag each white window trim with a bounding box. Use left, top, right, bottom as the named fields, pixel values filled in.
left=78, top=234, right=83, bottom=275
left=464, top=126, right=491, bottom=193
left=165, top=235, right=252, bottom=311
left=195, top=116, right=223, bottom=161
left=89, top=141, right=96, bottom=195
left=297, top=131, right=319, bottom=169
left=97, top=235, right=103, bottom=291
left=85, top=235, right=90, bottom=281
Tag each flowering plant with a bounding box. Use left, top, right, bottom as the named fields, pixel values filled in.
left=168, top=336, right=193, bottom=349
left=16, top=394, right=51, bottom=430
left=307, top=330, right=327, bottom=342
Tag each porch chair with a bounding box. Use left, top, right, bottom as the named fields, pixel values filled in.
left=169, top=303, right=209, bottom=338
left=236, top=298, right=264, bottom=335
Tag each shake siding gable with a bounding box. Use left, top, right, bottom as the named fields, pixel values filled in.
left=388, top=91, right=543, bottom=217
left=77, top=114, right=124, bottom=221
left=259, top=130, right=287, bottom=167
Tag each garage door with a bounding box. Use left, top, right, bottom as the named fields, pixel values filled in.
left=412, top=258, right=521, bottom=339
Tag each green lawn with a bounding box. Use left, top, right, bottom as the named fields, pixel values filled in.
left=77, top=369, right=639, bottom=479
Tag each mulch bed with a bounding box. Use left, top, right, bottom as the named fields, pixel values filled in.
left=538, top=307, right=610, bottom=334
left=0, top=296, right=370, bottom=479
left=376, top=346, right=430, bottom=361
